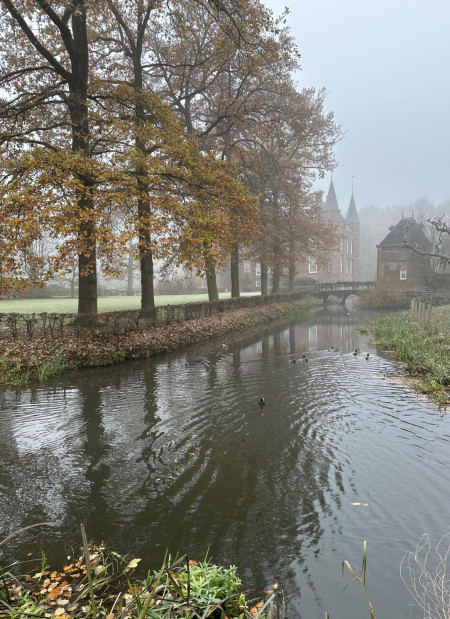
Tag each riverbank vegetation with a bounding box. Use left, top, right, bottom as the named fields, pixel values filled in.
left=372, top=309, right=450, bottom=407
left=358, top=285, right=408, bottom=309
left=0, top=298, right=320, bottom=386
left=0, top=527, right=279, bottom=618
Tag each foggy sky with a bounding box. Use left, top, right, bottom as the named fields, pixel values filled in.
left=263, top=0, right=450, bottom=211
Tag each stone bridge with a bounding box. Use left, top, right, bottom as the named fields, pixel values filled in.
left=313, top=282, right=375, bottom=304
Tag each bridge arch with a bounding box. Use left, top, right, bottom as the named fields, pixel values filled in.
left=313, top=283, right=375, bottom=305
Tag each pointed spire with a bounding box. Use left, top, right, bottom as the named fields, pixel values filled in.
left=324, top=179, right=340, bottom=211
left=346, top=192, right=359, bottom=224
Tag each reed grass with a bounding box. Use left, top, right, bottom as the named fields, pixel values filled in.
left=373, top=312, right=450, bottom=407
left=342, top=540, right=375, bottom=619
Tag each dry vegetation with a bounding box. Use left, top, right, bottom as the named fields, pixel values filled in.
left=0, top=299, right=319, bottom=385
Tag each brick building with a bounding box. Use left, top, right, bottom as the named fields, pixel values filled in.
left=376, top=216, right=433, bottom=291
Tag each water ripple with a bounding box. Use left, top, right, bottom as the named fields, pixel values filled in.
left=1, top=312, right=449, bottom=618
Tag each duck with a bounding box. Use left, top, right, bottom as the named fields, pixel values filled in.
left=302, top=355, right=309, bottom=362
left=365, top=353, right=370, bottom=360
left=259, top=396, right=266, bottom=406
left=292, top=359, right=297, bottom=363
left=353, top=349, right=360, bottom=356
left=221, top=342, right=226, bottom=348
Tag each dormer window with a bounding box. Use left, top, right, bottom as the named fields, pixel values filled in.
left=400, top=268, right=407, bottom=280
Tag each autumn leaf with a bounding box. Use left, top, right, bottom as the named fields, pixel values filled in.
left=124, top=558, right=141, bottom=572
left=46, top=581, right=69, bottom=601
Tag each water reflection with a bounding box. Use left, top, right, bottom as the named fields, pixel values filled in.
left=1, top=307, right=449, bottom=618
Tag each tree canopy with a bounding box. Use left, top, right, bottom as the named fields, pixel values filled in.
left=0, top=0, right=342, bottom=311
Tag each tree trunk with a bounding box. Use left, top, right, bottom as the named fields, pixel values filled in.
left=288, top=266, right=295, bottom=293
left=140, top=250, right=155, bottom=312
left=69, top=9, right=97, bottom=315
left=77, top=229, right=97, bottom=314
left=69, top=56, right=97, bottom=314
left=288, top=236, right=296, bottom=293
left=70, top=268, right=77, bottom=298
left=127, top=242, right=134, bottom=296
left=272, top=269, right=280, bottom=294
left=138, top=191, right=155, bottom=313
left=259, top=195, right=269, bottom=296
left=206, top=261, right=219, bottom=300
left=271, top=187, right=281, bottom=295
left=230, top=241, right=240, bottom=297
left=261, top=260, right=269, bottom=296
left=134, top=57, right=156, bottom=312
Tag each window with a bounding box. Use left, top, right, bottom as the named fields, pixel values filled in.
left=243, top=260, right=251, bottom=274
left=400, top=268, right=407, bottom=280
left=327, top=260, right=331, bottom=273
left=340, top=256, right=343, bottom=273
left=255, top=263, right=261, bottom=275
left=308, top=258, right=317, bottom=274
left=255, top=279, right=261, bottom=288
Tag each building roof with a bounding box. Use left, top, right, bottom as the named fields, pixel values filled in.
left=377, top=216, right=432, bottom=250
left=345, top=193, right=359, bottom=224
left=323, top=179, right=340, bottom=211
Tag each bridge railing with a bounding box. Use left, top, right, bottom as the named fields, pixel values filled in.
left=315, top=281, right=375, bottom=291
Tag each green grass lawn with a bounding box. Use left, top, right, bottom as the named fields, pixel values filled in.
left=0, top=293, right=236, bottom=314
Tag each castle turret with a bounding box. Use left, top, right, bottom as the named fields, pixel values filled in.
left=323, top=179, right=342, bottom=225
left=345, top=191, right=360, bottom=280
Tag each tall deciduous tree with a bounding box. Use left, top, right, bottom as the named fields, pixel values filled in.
left=94, top=0, right=261, bottom=307
left=0, top=0, right=260, bottom=311
left=0, top=0, right=100, bottom=313
left=238, top=82, right=341, bottom=293
left=143, top=0, right=298, bottom=298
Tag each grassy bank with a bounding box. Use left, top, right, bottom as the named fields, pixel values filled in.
left=372, top=310, right=450, bottom=407
left=0, top=293, right=240, bottom=314
left=0, top=298, right=320, bottom=386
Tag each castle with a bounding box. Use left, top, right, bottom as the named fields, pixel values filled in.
left=294, top=179, right=360, bottom=284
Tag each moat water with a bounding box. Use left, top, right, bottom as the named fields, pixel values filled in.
left=1, top=305, right=449, bottom=618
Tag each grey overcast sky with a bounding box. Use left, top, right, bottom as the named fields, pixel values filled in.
left=262, top=0, right=450, bottom=211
